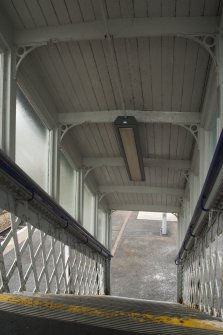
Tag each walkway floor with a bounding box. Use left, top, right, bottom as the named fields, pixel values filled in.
left=111, top=211, right=177, bottom=302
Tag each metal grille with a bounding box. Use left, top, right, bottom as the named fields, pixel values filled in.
left=182, top=210, right=223, bottom=319
left=0, top=189, right=106, bottom=295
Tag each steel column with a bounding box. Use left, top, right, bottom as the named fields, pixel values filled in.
left=1, top=49, right=16, bottom=160
left=77, top=169, right=84, bottom=225
left=50, top=127, right=60, bottom=201
left=217, top=35, right=223, bottom=136
left=94, top=194, right=99, bottom=238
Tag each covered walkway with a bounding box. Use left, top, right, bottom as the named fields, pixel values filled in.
left=0, top=0, right=223, bottom=333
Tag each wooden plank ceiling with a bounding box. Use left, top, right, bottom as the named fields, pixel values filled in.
left=2, top=0, right=222, bottom=212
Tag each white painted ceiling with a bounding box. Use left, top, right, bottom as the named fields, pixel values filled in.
left=1, top=0, right=222, bottom=213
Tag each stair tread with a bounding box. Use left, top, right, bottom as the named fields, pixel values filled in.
left=0, top=293, right=222, bottom=334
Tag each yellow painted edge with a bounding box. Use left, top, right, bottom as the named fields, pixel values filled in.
left=0, top=294, right=223, bottom=332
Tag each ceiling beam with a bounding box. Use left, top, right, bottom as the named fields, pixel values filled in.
left=99, top=185, right=184, bottom=197
left=14, top=17, right=218, bottom=46
left=83, top=157, right=191, bottom=170
left=58, top=110, right=200, bottom=125
left=109, top=203, right=179, bottom=213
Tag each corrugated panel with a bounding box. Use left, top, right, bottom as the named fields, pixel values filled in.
left=204, top=0, right=222, bottom=15
left=72, top=123, right=193, bottom=161
left=101, top=187, right=182, bottom=203
left=71, top=123, right=120, bottom=157
left=2, top=0, right=221, bottom=30
left=1, top=294, right=222, bottom=334
left=29, top=37, right=209, bottom=113
left=2, top=0, right=216, bottom=212
left=140, top=124, right=193, bottom=160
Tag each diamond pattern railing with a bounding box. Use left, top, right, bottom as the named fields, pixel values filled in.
left=181, top=210, right=223, bottom=319
left=0, top=205, right=106, bottom=295
left=0, top=151, right=111, bottom=295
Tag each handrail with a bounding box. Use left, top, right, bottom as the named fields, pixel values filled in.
left=0, top=149, right=112, bottom=260
left=176, top=129, right=223, bottom=264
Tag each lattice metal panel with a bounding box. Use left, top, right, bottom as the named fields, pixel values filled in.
left=182, top=210, right=223, bottom=319
left=0, top=188, right=106, bottom=295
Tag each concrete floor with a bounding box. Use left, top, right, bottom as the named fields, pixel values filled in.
left=111, top=211, right=178, bottom=302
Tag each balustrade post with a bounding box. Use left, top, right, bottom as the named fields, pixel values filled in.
left=104, top=258, right=111, bottom=295
left=177, top=264, right=183, bottom=304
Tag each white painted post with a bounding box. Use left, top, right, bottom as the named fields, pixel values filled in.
left=50, top=127, right=60, bottom=200
left=198, top=128, right=205, bottom=190
left=176, top=214, right=180, bottom=248
left=217, top=34, right=223, bottom=136
left=77, top=169, right=84, bottom=225
left=94, top=194, right=99, bottom=238
left=162, top=213, right=167, bottom=235
left=1, top=49, right=16, bottom=160
left=105, top=211, right=112, bottom=295
left=64, top=245, right=70, bottom=292
left=107, top=211, right=112, bottom=251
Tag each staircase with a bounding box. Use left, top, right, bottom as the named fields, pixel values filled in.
left=0, top=293, right=222, bottom=334
left=0, top=149, right=223, bottom=334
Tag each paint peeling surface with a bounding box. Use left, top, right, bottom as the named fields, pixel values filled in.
left=0, top=294, right=222, bottom=334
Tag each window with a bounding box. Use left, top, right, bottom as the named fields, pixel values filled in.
left=97, top=209, right=107, bottom=246
left=83, top=185, right=95, bottom=235
left=16, top=88, right=50, bottom=191
left=59, top=152, right=77, bottom=218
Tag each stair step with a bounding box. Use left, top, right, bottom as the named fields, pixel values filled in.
left=0, top=293, right=222, bottom=334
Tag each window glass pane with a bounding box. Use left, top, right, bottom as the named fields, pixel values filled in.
left=83, top=186, right=95, bottom=235
left=97, top=209, right=107, bottom=246
left=15, top=88, right=50, bottom=191
left=59, top=153, right=77, bottom=218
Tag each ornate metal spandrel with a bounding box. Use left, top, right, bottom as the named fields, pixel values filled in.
left=15, top=44, right=46, bottom=75
left=177, top=34, right=217, bottom=67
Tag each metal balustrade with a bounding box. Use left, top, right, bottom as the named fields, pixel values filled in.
left=181, top=210, right=223, bottom=318
left=0, top=150, right=111, bottom=295
left=176, top=130, right=223, bottom=320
